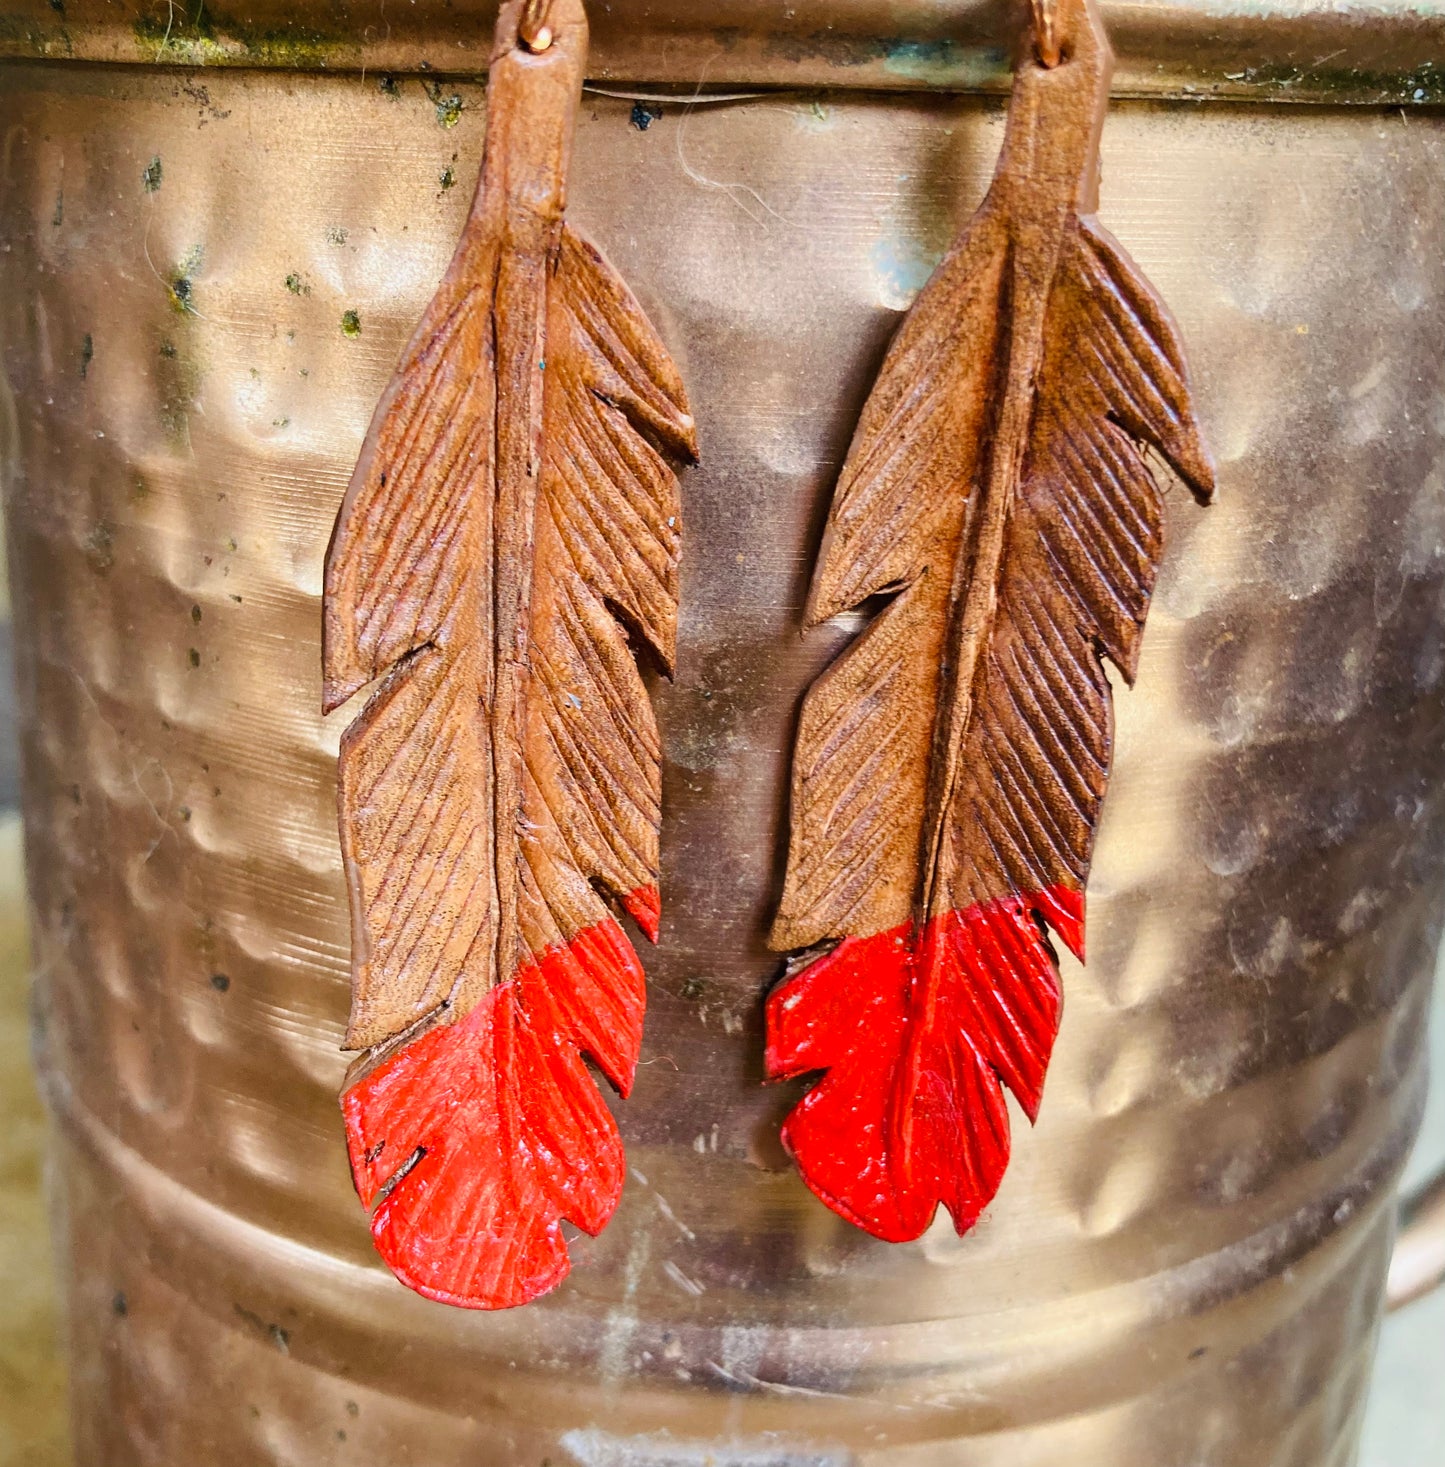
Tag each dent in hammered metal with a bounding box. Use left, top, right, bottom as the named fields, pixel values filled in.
left=1, top=44, right=1443, bottom=1467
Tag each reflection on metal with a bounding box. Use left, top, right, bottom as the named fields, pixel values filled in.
left=560, top=1430, right=855, bottom=1466
left=1, top=20, right=1444, bottom=1467
left=1388, top=1170, right=1445, bottom=1311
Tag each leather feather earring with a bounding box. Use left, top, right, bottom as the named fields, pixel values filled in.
left=323, top=0, right=696, bottom=1309
left=767, top=0, right=1214, bottom=1242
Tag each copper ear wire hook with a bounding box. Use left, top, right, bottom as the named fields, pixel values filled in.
left=519, top=0, right=555, bottom=52
left=1029, top=0, right=1062, bottom=67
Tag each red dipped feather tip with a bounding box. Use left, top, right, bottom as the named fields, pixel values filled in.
left=621, top=884, right=662, bottom=945
left=766, top=889, right=1080, bottom=1242
left=344, top=915, right=645, bottom=1309
left=767, top=0, right=1212, bottom=1246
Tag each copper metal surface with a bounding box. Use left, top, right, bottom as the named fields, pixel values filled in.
left=0, top=1, right=1444, bottom=103
left=1, top=39, right=1443, bottom=1467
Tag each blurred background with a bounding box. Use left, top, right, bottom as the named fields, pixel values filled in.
left=0, top=530, right=1439, bottom=1464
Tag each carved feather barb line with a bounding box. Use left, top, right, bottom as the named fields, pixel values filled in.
left=767, top=0, right=1214, bottom=1243
left=323, top=0, right=696, bottom=1309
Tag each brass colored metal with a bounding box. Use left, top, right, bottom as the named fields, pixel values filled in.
left=1, top=21, right=1444, bottom=1467
left=1030, top=0, right=1062, bottom=69
left=519, top=0, right=557, bottom=54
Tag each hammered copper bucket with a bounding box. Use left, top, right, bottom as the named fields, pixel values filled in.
left=2, top=3, right=1444, bottom=1464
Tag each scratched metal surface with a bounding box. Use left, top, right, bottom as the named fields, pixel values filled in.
left=1, top=56, right=1444, bottom=1467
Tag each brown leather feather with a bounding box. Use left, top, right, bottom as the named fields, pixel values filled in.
left=323, top=0, right=696, bottom=1308
left=325, top=7, right=695, bottom=1054
left=769, top=0, right=1213, bottom=1243
left=774, top=0, right=1213, bottom=953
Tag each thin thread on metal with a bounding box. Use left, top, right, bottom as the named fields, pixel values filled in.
left=1030, top=0, right=1062, bottom=67
left=519, top=0, right=556, bottom=53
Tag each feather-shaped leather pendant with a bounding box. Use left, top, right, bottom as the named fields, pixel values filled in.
left=767, top=0, right=1214, bottom=1243
left=324, top=0, right=696, bottom=1309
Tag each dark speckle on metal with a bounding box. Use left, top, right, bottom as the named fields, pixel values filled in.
left=630, top=100, right=661, bottom=131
